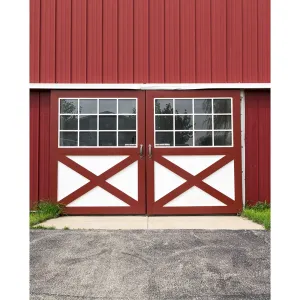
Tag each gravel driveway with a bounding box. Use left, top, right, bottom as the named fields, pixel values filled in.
left=30, top=229, right=270, bottom=300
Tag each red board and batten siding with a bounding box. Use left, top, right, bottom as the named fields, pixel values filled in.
left=30, top=91, right=51, bottom=209
left=245, top=90, right=270, bottom=205
left=30, top=0, right=270, bottom=84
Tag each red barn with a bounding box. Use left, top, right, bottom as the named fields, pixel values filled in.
left=30, top=0, right=270, bottom=215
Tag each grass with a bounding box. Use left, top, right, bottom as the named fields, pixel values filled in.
left=30, top=201, right=64, bottom=229
left=241, top=202, right=270, bottom=230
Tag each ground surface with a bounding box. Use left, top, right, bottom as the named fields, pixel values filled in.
left=30, top=230, right=270, bottom=300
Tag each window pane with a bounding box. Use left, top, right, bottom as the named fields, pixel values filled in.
left=60, top=132, right=77, bottom=146
left=79, top=99, right=97, bottom=114
left=214, top=131, right=232, bottom=146
left=213, top=99, right=231, bottom=113
left=156, top=132, right=173, bottom=146
left=79, top=115, right=97, bottom=130
left=60, top=115, right=78, bottom=130
left=118, top=99, right=136, bottom=114
left=99, top=132, right=116, bottom=146
left=214, top=115, right=232, bottom=129
left=99, top=99, right=117, bottom=114
left=175, top=99, right=192, bottom=114
left=118, top=115, right=136, bottom=130
left=118, top=132, right=136, bottom=146
left=175, top=132, right=193, bottom=146
left=175, top=115, right=193, bottom=130
left=99, top=116, right=116, bottom=130
left=155, top=99, right=173, bottom=114
left=194, top=99, right=212, bottom=114
left=155, top=116, right=173, bottom=130
left=195, top=131, right=212, bottom=146
left=60, top=99, right=78, bottom=114
left=194, top=115, right=212, bottom=130
left=79, top=132, right=97, bottom=146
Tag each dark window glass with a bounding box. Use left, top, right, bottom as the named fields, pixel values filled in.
left=194, top=99, right=212, bottom=114
left=118, top=132, right=136, bottom=146
left=214, top=115, right=232, bottom=129
left=175, top=99, right=192, bottom=114
left=194, top=115, right=212, bottom=130
left=60, top=115, right=78, bottom=130
left=79, top=115, right=97, bottom=130
left=175, top=132, right=193, bottom=146
left=118, top=115, right=136, bottom=130
left=213, top=99, right=231, bottom=114
left=60, top=132, right=77, bottom=146
left=214, top=131, right=232, bottom=146
left=99, top=132, right=117, bottom=146
left=99, top=116, right=116, bottom=130
left=118, top=99, right=136, bottom=114
left=175, top=115, right=193, bottom=130
left=155, top=99, right=173, bottom=114
left=195, top=131, right=213, bottom=146
left=79, top=99, right=97, bottom=114
left=79, top=132, right=97, bottom=146
left=155, top=116, right=173, bottom=130
left=155, top=132, right=173, bottom=146
left=60, top=99, right=78, bottom=114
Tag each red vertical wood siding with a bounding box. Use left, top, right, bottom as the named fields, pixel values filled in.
left=245, top=90, right=270, bottom=205
left=149, top=0, right=165, bottom=82
left=211, top=0, right=227, bottom=82
left=102, top=0, right=118, bottom=83
left=87, top=0, right=103, bottom=83
left=227, top=0, right=243, bottom=82
left=56, top=0, right=71, bottom=83
left=30, top=90, right=51, bottom=208
left=71, top=0, right=87, bottom=83
left=164, top=0, right=180, bottom=83
left=30, top=91, right=40, bottom=208
left=38, top=92, right=51, bottom=200
left=40, top=0, right=55, bottom=83
left=30, top=0, right=270, bottom=83
left=180, top=0, right=196, bottom=83
left=118, top=0, right=134, bottom=83
left=133, top=0, right=148, bottom=83
left=243, top=0, right=258, bottom=82
left=195, top=0, right=211, bottom=82
left=30, top=0, right=40, bottom=83
left=258, top=0, right=270, bottom=82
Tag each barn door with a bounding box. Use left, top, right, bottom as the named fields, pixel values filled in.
left=49, top=90, right=146, bottom=214
left=145, top=90, right=242, bottom=215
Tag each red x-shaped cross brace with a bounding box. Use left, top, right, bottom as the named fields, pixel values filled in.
left=154, top=155, right=236, bottom=208
left=58, top=155, right=139, bottom=207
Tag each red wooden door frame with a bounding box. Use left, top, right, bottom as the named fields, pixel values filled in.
left=145, top=90, right=242, bottom=215
left=49, top=90, right=146, bottom=215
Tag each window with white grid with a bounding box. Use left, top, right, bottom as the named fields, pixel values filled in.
left=154, top=98, right=233, bottom=147
left=59, top=98, right=137, bottom=147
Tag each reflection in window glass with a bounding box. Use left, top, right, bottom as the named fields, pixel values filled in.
left=60, top=99, right=78, bottom=114
left=99, top=99, right=117, bottom=114
left=118, top=99, right=136, bottom=114
left=79, top=132, right=97, bottom=146
left=195, top=131, right=212, bottom=146
left=155, top=99, right=173, bottom=114
left=194, top=99, right=212, bottom=114
left=79, top=115, right=97, bottom=130
left=175, top=99, right=193, bottom=114
left=214, top=131, right=232, bottom=146
left=214, top=115, right=232, bottom=130
left=118, top=115, right=136, bottom=130
left=194, top=115, right=212, bottom=130
left=99, top=116, right=116, bottom=130
left=99, top=132, right=116, bottom=146
left=213, top=99, right=231, bottom=114
left=60, top=132, right=78, bottom=146
left=118, top=132, right=136, bottom=146
left=79, top=99, right=97, bottom=114
left=155, top=116, right=173, bottom=130
left=175, top=115, right=193, bottom=130
left=175, top=132, right=193, bottom=146
left=156, top=132, right=173, bottom=146
left=60, top=115, right=78, bottom=130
